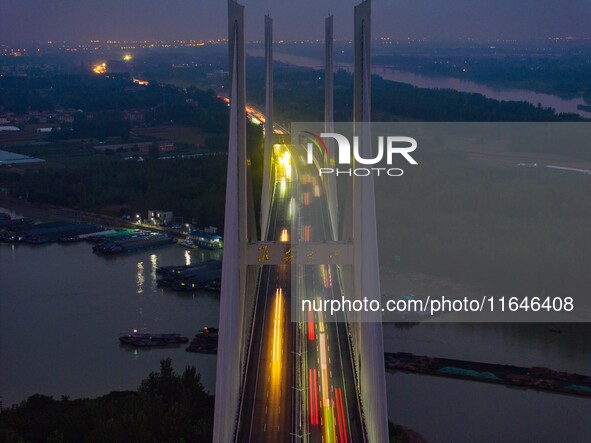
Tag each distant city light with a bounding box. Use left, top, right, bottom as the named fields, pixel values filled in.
left=123, top=54, right=133, bottom=61
left=92, top=63, right=106, bottom=74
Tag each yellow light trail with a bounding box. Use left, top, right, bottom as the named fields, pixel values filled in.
left=319, top=333, right=329, bottom=403
left=317, top=299, right=325, bottom=333
left=276, top=149, right=292, bottom=180
left=272, top=288, right=284, bottom=362
left=280, top=228, right=289, bottom=242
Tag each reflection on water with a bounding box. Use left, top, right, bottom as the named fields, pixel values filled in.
left=0, top=237, right=221, bottom=408
left=136, top=261, right=144, bottom=295
left=185, top=250, right=191, bottom=266
left=150, top=254, right=158, bottom=291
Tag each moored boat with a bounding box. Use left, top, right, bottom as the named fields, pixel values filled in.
left=179, top=238, right=200, bottom=249
left=186, top=326, right=219, bottom=353
left=119, top=331, right=189, bottom=347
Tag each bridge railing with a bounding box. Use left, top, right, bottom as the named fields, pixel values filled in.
left=232, top=265, right=264, bottom=441
left=338, top=266, right=370, bottom=443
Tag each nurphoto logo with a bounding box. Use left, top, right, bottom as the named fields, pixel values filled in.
left=302, top=131, right=418, bottom=176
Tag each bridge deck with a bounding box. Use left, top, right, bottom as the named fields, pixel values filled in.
left=236, top=144, right=365, bottom=443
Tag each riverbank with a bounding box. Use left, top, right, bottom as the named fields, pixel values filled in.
left=0, top=197, right=189, bottom=238
left=248, top=49, right=591, bottom=118
left=0, top=197, right=140, bottom=229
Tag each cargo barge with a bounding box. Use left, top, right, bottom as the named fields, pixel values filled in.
left=58, top=228, right=107, bottom=242
left=86, top=229, right=140, bottom=243
left=385, top=352, right=591, bottom=398
left=2, top=221, right=102, bottom=244
left=0, top=218, right=35, bottom=242
left=119, top=331, right=189, bottom=347
left=93, top=233, right=176, bottom=254
left=156, top=260, right=222, bottom=291
left=178, top=340, right=591, bottom=398
left=181, top=230, right=223, bottom=250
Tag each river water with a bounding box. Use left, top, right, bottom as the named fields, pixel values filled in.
left=0, top=207, right=221, bottom=407
left=1, top=207, right=590, bottom=442
left=249, top=50, right=591, bottom=118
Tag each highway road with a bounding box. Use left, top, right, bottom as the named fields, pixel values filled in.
left=237, top=144, right=365, bottom=442
left=237, top=149, right=296, bottom=442
left=293, top=147, right=365, bottom=443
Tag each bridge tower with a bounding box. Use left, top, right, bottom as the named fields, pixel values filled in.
left=324, top=14, right=340, bottom=238
left=261, top=14, right=274, bottom=240
left=350, top=1, right=390, bottom=441
left=213, top=1, right=254, bottom=442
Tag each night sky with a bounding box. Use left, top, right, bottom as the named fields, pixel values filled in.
left=1, top=0, right=590, bottom=44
